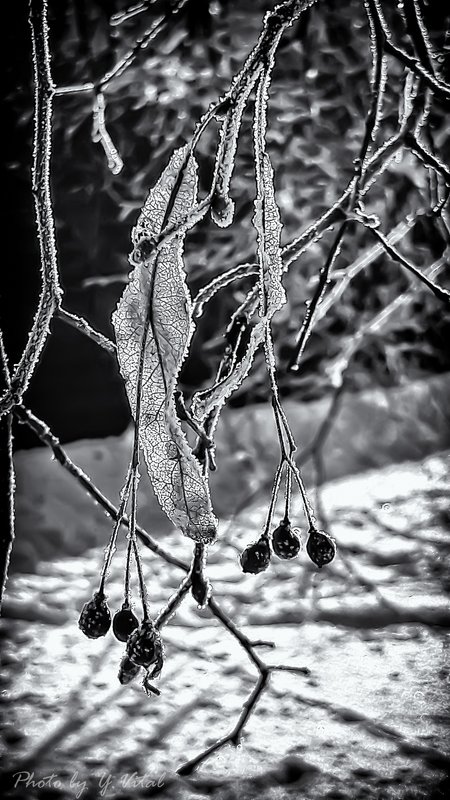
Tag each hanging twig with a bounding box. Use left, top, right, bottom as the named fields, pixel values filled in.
left=288, top=1, right=388, bottom=371
left=13, top=403, right=187, bottom=571
left=366, top=0, right=450, bottom=101
left=91, top=92, right=124, bottom=174
left=55, top=0, right=190, bottom=97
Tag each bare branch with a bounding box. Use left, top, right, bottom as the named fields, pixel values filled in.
left=406, top=135, right=450, bottom=185
left=110, top=2, right=155, bottom=27
left=57, top=308, right=117, bottom=354
left=177, top=670, right=270, bottom=775
left=0, top=329, right=14, bottom=608
left=366, top=0, right=450, bottom=101
left=401, top=0, right=437, bottom=78
left=361, top=224, right=450, bottom=304
left=91, top=92, right=124, bottom=175
left=55, top=0, right=189, bottom=97
left=288, top=5, right=389, bottom=371
left=13, top=404, right=188, bottom=572
left=0, top=0, right=62, bottom=418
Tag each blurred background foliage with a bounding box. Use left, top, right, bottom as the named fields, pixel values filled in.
left=3, top=0, right=449, bottom=447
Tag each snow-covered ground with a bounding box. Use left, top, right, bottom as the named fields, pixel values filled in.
left=1, top=451, right=449, bottom=799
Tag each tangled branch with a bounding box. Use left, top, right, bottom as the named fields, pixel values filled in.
left=2, top=0, right=449, bottom=779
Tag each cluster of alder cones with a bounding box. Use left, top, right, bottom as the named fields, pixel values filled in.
left=77, top=521, right=335, bottom=692
left=78, top=596, right=164, bottom=695
left=240, top=519, right=336, bottom=573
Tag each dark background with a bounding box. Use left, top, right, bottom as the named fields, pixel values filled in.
left=2, top=0, right=449, bottom=449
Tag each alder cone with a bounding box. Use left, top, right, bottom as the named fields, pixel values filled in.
left=127, top=620, right=162, bottom=668
left=118, top=656, right=141, bottom=685
left=272, top=520, right=301, bottom=559
left=78, top=592, right=111, bottom=639
left=306, top=529, right=336, bottom=568
left=113, top=605, right=139, bottom=642
left=240, top=537, right=271, bottom=574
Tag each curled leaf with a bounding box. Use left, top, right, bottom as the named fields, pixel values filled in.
left=113, top=146, right=217, bottom=543
left=211, top=68, right=261, bottom=228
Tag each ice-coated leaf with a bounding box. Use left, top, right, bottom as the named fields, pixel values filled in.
left=192, top=152, right=285, bottom=422
left=211, top=67, right=261, bottom=228
left=253, top=153, right=285, bottom=315
left=113, top=146, right=217, bottom=543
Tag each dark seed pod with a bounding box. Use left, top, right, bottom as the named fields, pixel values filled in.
left=272, top=519, right=301, bottom=560
left=127, top=620, right=163, bottom=669
left=113, top=604, right=139, bottom=642
left=210, top=189, right=234, bottom=227
left=78, top=592, right=111, bottom=639
left=118, top=655, right=141, bottom=685
left=306, top=529, right=336, bottom=568
left=191, top=573, right=212, bottom=608
left=240, top=536, right=271, bottom=574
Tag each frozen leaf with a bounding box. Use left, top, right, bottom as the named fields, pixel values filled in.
left=253, top=153, right=286, bottom=315
left=113, top=146, right=217, bottom=543
left=211, top=68, right=261, bottom=228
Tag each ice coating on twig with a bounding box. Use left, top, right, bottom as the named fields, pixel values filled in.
left=210, top=69, right=261, bottom=228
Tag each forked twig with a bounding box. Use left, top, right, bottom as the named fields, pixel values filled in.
left=3, top=0, right=449, bottom=779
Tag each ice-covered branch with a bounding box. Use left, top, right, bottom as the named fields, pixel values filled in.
left=0, top=329, right=14, bottom=608
left=360, top=224, right=450, bottom=304
left=0, top=0, right=62, bottom=418
left=366, top=0, right=450, bottom=101
left=57, top=308, right=117, bottom=354
left=14, top=404, right=187, bottom=572
left=288, top=2, right=388, bottom=371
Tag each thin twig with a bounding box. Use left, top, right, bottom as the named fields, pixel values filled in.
left=0, top=329, right=14, bottom=608
left=57, top=308, right=117, bottom=354
left=401, top=0, right=437, bottom=78
left=0, top=0, right=62, bottom=418
left=14, top=403, right=187, bottom=571
left=288, top=5, right=388, bottom=372
left=91, top=92, right=124, bottom=174
left=406, top=135, right=450, bottom=185
left=366, top=0, right=450, bottom=101
left=177, top=670, right=270, bottom=775
left=362, top=224, right=450, bottom=304
left=110, top=0, right=159, bottom=27
left=55, top=0, right=189, bottom=97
